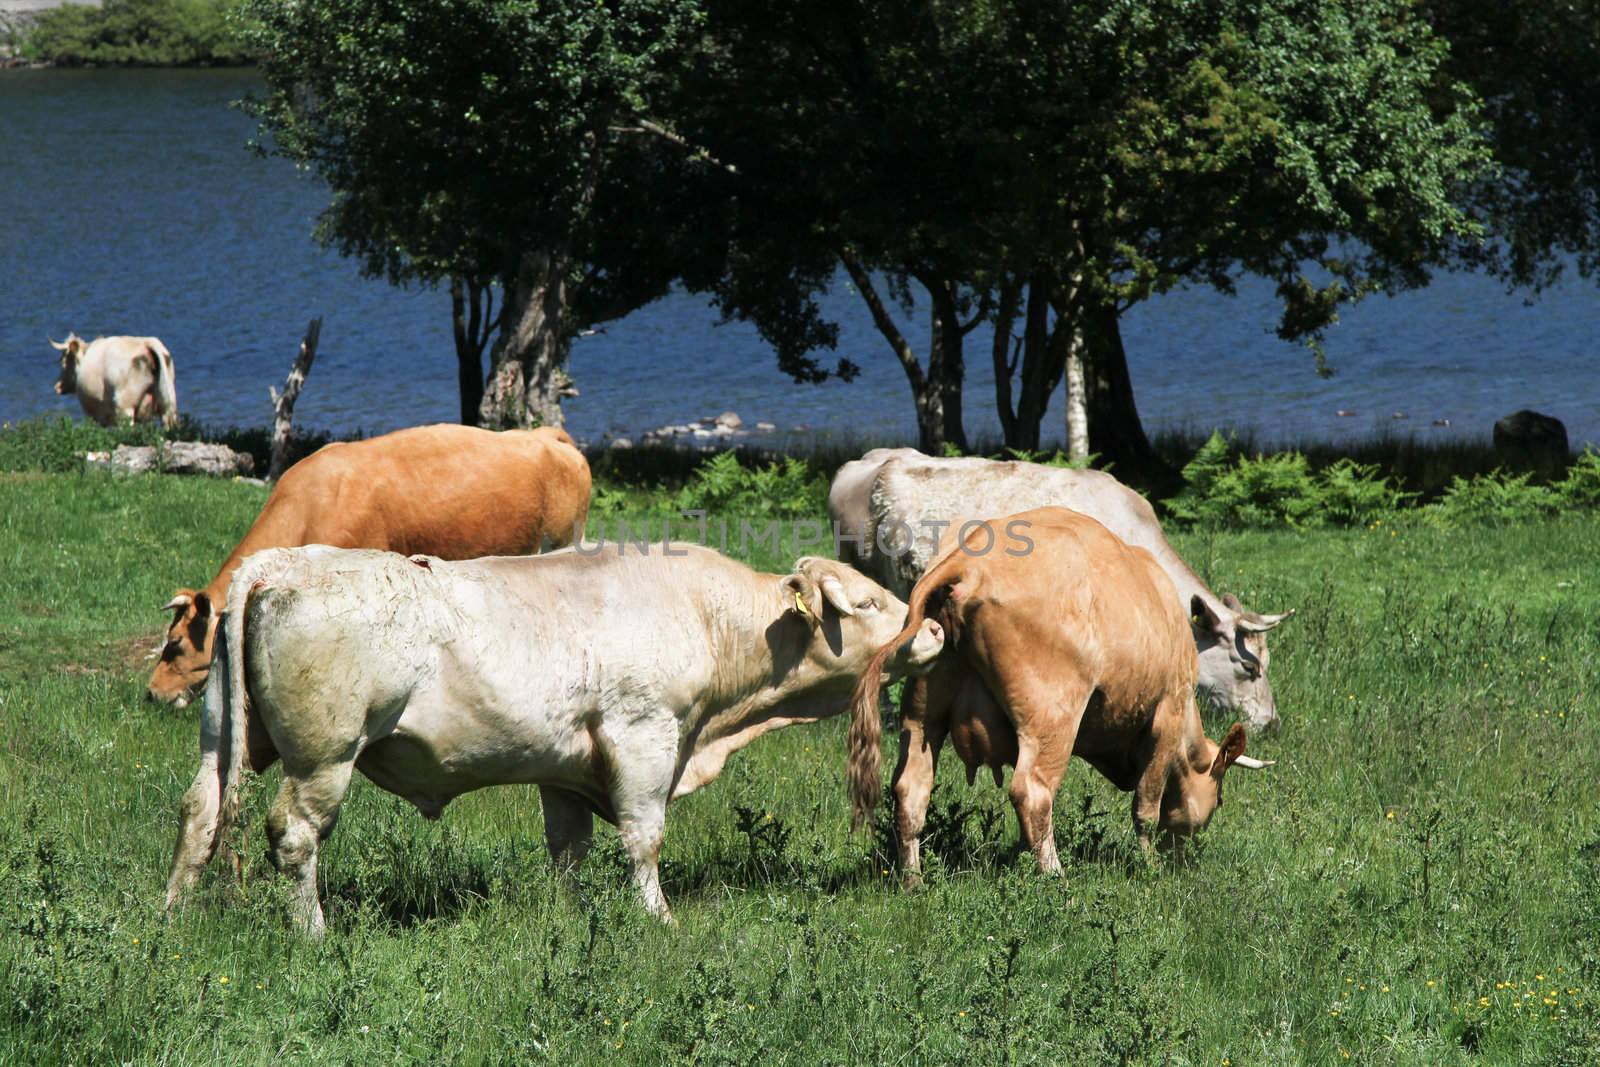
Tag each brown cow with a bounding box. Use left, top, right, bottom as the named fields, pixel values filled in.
left=847, top=507, right=1270, bottom=878
left=146, top=423, right=591, bottom=706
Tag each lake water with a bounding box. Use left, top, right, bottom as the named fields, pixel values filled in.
left=4, top=68, right=1597, bottom=449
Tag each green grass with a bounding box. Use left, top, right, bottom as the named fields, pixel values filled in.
left=3, top=469, right=1600, bottom=1064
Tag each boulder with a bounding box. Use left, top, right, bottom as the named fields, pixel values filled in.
left=1493, top=409, right=1568, bottom=477
left=83, top=441, right=255, bottom=478
left=713, top=411, right=743, bottom=430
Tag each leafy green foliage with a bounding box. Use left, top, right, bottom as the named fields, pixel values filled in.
left=1425, top=470, right=1562, bottom=527
left=673, top=450, right=826, bottom=520
left=20, top=0, right=251, bottom=66
left=1554, top=448, right=1600, bottom=509
left=1168, top=430, right=1484, bottom=528
left=1317, top=458, right=1418, bottom=525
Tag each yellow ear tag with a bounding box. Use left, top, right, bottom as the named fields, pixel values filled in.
left=794, top=590, right=811, bottom=617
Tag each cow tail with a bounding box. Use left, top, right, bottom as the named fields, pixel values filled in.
left=214, top=577, right=258, bottom=844
left=846, top=547, right=966, bottom=829
left=165, top=573, right=259, bottom=911
left=152, top=340, right=178, bottom=429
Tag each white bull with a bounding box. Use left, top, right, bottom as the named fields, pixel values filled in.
left=165, top=543, right=944, bottom=933
left=828, top=448, right=1292, bottom=732
left=52, top=332, right=179, bottom=428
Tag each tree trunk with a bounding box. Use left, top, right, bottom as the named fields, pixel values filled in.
left=268, top=317, right=321, bottom=481
left=1082, top=301, right=1170, bottom=486
left=450, top=277, right=495, bottom=427
left=995, top=273, right=1069, bottom=453
left=840, top=253, right=953, bottom=453
left=991, top=279, right=1023, bottom=446
left=926, top=280, right=969, bottom=454
left=479, top=250, right=578, bottom=430
left=1064, top=321, right=1089, bottom=462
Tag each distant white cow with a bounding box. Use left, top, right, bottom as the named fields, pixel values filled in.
left=165, top=543, right=944, bottom=933
left=829, top=448, right=1292, bottom=732
left=52, top=332, right=178, bottom=428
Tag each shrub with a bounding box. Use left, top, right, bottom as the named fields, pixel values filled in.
left=674, top=450, right=826, bottom=519
left=1554, top=448, right=1600, bottom=510
left=1316, top=457, right=1415, bottom=525
left=1424, top=469, right=1561, bottom=527
left=1168, top=433, right=1323, bottom=528
left=21, top=0, right=252, bottom=67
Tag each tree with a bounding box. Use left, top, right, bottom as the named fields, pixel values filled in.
left=240, top=0, right=708, bottom=428
left=1422, top=0, right=1600, bottom=289
left=687, top=0, right=1488, bottom=473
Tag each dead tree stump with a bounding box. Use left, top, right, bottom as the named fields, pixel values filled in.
left=268, top=318, right=322, bottom=481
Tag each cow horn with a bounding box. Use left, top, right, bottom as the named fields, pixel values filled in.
left=49, top=337, right=68, bottom=351
left=820, top=576, right=854, bottom=617
left=162, top=594, right=194, bottom=613
left=1233, top=755, right=1275, bottom=770
left=1236, top=608, right=1294, bottom=633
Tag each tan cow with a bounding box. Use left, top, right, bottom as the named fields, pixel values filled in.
left=52, top=333, right=179, bottom=428
left=847, top=506, right=1269, bottom=878
left=165, top=544, right=944, bottom=932
left=829, top=448, right=1293, bottom=732
left=147, top=423, right=592, bottom=707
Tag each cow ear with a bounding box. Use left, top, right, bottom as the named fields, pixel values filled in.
left=1190, top=595, right=1227, bottom=639
left=1208, top=723, right=1248, bottom=779
left=778, top=573, right=820, bottom=621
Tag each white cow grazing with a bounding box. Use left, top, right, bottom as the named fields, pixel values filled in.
left=165, top=543, right=944, bottom=933
left=828, top=448, right=1292, bottom=732
left=52, top=332, right=179, bottom=428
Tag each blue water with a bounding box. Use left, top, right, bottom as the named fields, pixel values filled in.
left=4, top=69, right=1597, bottom=448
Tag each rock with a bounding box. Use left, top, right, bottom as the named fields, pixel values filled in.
left=608, top=437, right=633, bottom=450
left=1431, top=418, right=1451, bottom=428
left=713, top=411, right=743, bottom=430
left=1335, top=409, right=1357, bottom=417
left=83, top=441, right=254, bottom=477
left=755, top=421, right=777, bottom=432
left=1494, top=409, right=1568, bottom=477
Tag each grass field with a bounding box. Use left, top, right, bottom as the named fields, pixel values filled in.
left=3, top=467, right=1599, bottom=1065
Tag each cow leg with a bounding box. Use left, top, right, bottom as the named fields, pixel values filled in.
left=599, top=715, right=677, bottom=922
left=892, top=668, right=956, bottom=885
left=1004, top=685, right=1089, bottom=876
left=539, top=785, right=594, bottom=872
left=165, top=757, right=226, bottom=911
left=266, top=759, right=356, bottom=938
left=1131, top=708, right=1179, bottom=853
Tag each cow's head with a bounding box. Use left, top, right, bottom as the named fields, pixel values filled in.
left=146, top=590, right=217, bottom=707
left=1155, top=721, right=1272, bottom=845
left=1190, top=594, right=1293, bottom=734
left=776, top=557, right=944, bottom=689
left=50, top=334, right=86, bottom=396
